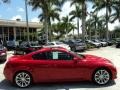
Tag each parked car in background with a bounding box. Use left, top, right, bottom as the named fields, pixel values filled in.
left=0, top=44, right=7, bottom=62
left=92, top=39, right=107, bottom=47
left=107, top=40, right=113, bottom=46
left=86, top=40, right=101, bottom=48
left=116, top=38, right=120, bottom=48
left=63, top=40, right=86, bottom=51
left=100, top=39, right=113, bottom=46
left=14, top=41, right=42, bottom=55
left=4, top=47, right=117, bottom=88
left=44, top=41, right=71, bottom=50
left=6, top=40, right=19, bottom=50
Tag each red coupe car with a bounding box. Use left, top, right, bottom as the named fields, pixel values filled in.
left=3, top=47, right=117, bottom=88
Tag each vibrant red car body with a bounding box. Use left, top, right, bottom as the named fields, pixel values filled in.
left=3, top=47, right=117, bottom=88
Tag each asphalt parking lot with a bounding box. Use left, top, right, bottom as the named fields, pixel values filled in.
left=0, top=46, right=120, bottom=90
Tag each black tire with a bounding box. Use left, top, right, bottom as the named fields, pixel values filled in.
left=93, top=69, right=111, bottom=85
left=14, top=71, right=32, bottom=88
left=116, top=45, right=120, bottom=48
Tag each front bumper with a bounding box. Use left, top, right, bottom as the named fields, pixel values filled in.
left=111, top=66, right=117, bottom=80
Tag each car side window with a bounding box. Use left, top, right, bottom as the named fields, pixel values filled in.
left=32, top=51, right=73, bottom=61
left=32, top=52, right=47, bottom=60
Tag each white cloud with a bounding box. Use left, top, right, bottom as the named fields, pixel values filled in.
left=97, top=9, right=106, bottom=17
left=60, top=1, right=83, bottom=34
left=31, top=17, right=39, bottom=22
left=18, top=8, right=24, bottom=12
left=109, top=20, right=120, bottom=31
left=11, top=15, right=22, bottom=20
left=60, top=1, right=75, bottom=18
left=57, top=1, right=120, bottom=33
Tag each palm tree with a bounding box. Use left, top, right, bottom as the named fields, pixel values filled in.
left=86, top=18, right=93, bottom=40
left=38, top=5, right=61, bottom=41
left=71, top=0, right=91, bottom=42
left=51, top=22, right=66, bottom=40
left=69, top=23, right=77, bottom=37
left=86, top=14, right=106, bottom=40
left=28, top=0, right=64, bottom=44
left=110, top=0, right=120, bottom=22
left=62, top=16, right=71, bottom=37
left=93, top=0, right=116, bottom=40
left=90, top=12, right=99, bottom=39
left=97, top=16, right=106, bottom=39
left=69, top=5, right=82, bottom=38
left=52, top=21, right=75, bottom=40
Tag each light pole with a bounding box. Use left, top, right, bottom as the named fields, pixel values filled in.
left=25, top=0, right=30, bottom=42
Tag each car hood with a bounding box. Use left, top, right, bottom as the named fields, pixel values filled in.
left=84, top=54, right=112, bottom=64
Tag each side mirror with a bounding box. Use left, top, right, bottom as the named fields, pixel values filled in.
left=73, top=57, right=79, bottom=63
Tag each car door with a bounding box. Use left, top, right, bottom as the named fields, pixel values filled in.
left=48, top=50, right=87, bottom=82
left=32, top=50, right=86, bottom=82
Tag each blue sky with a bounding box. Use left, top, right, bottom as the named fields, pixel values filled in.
left=0, top=0, right=119, bottom=32
left=0, top=0, right=40, bottom=22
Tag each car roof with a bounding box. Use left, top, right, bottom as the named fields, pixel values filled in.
left=29, top=47, right=68, bottom=54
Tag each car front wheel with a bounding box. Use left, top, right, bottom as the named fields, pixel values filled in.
left=14, top=71, right=32, bottom=88
left=93, top=69, right=111, bottom=85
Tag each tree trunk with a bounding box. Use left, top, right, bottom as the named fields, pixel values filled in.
left=106, top=8, right=109, bottom=40
left=73, top=29, right=74, bottom=37
left=77, top=18, right=79, bottom=38
left=89, top=27, right=91, bottom=40
left=81, top=2, right=86, bottom=42
left=48, top=19, right=52, bottom=42
left=95, top=21, right=97, bottom=40
left=45, top=14, right=49, bottom=44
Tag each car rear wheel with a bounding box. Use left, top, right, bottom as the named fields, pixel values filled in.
left=14, top=71, right=32, bottom=88
left=93, top=69, right=111, bottom=85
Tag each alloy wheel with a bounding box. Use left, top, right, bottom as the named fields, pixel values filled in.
left=15, top=72, right=31, bottom=88
left=94, top=69, right=110, bottom=85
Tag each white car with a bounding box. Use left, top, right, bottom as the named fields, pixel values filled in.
left=44, top=41, right=71, bottom=50
left=86, top=40, right=101, bottom=48
left=93, top=40, right=107, bottom=47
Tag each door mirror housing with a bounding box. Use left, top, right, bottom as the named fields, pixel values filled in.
left=73, top=57, right=79, bottom=63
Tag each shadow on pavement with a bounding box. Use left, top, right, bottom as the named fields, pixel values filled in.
left=0, top=79, right=116, bottom=90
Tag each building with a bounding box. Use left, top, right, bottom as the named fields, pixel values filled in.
left=0, top=19, right=42, bottom=42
